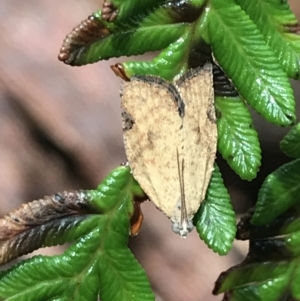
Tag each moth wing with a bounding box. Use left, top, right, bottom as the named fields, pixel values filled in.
left=121, top=78, right=182, bottom=219
left=176, top=64, right=216, bottom=218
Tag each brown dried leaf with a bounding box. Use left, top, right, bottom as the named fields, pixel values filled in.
left=58, top=15, right=110, bottom=64
left=130, top=201, right=144, bottom=236
left=0, top=190, right=90, bottom=264
left=102, top=0, right=119, bottom=22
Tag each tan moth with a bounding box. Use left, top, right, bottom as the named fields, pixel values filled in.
left=120, top=64, right=217, bottom=238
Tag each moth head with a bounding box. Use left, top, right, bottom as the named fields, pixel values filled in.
left=171, top=218, right=194, bottom=238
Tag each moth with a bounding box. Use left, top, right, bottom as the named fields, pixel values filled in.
left=120, top=64, right=217, bottom=237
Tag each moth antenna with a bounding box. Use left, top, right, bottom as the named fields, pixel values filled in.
left=181, top=157, right=188, bottom=226
left=176, top=148, right=188, bottom=236
left=201, top=156, right=210, bottom=199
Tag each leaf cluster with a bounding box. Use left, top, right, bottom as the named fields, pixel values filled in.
left=59, top=0, right=299, bottom=183
left=0, top=167, right=153, bottom=301
left=214, top=124, right=300, bottom=300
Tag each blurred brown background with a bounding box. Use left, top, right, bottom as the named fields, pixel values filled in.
left=0, top=1, right=299, bottom=300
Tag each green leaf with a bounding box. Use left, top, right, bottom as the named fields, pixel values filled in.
left=99, top=249, right=153, bottom=301
left=0, top=166, right=146, bottom=265
left=59, top=0, right=211, bottom=67
left=100, top=0, right=208, bottom=31
left=215, top=261, right=292, bottom=300
left=207, top=0, right=296, bottom=126
left=252, top=158, right=300, bottom=226
left=280, top=123, right=300, bottom=159
left=194, top=164, right=236, bottom=255
left=68, top=14, right=187, bottom=66
left=215, top=96, right=261, bottom=180
left=117, top=7, right=213, bottom=80
left=214, top=204, right=300, bottom=300
left=235, top=0, right=300, bottom=79
left=106, top=0, right=167, bottom=28
left=60, top=0, right=205, bottom=67
left=0, top=166, right=154, bottom=301
left=120, top=31, right=191, bottom=80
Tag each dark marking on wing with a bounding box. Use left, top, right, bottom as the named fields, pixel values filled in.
left=122, top=110, right=135, bottom=131
left=193, top=125, right=201, bottom=144
left=207, top=103, right=216, bottom=123
left=147, top=131, right=156, bottom=150
left=132, top=76, right=185, bottom=118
